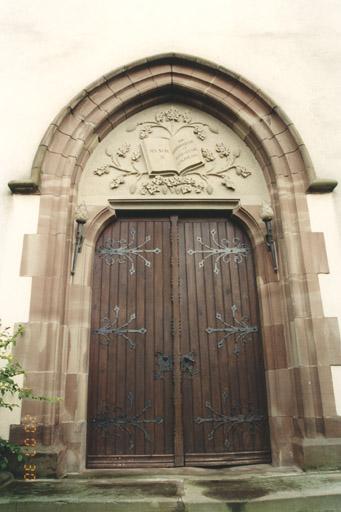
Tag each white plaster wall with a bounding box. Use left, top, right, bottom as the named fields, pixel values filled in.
left=0, top=1, right=340, bottom=198
left=307, top=195, right=341, bottom=326
left=332, top=367, right=341, bottom=416
left=307, top=195, right=341, bottom=415
left=0, top=0, right=341, bottom=429
left=0, top=196, right=40, bottom=438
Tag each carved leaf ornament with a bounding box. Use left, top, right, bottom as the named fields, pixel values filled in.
left=93, top=106, right=253, bottom=195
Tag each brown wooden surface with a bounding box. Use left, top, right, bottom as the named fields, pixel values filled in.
left=87, top=215, right=174, bottom=466
left=87, top=212, right=270, bottom=468
left=178, top=215, right=270, bottom=465
left=171, top=215, right=184, bottom=466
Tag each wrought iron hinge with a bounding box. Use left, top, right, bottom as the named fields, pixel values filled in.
left=93, top=305, right=147, bottom=349
left=206, top=305, right=258, bottom=356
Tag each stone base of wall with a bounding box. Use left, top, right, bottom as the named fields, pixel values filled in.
left=9, top=423, right=65, bottom=478
left=6, top=445, right=65, bottom=478
left=293, top=437, right=341, bottom=470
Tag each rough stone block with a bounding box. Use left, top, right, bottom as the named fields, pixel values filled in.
left=262, top=324, right=288, bottom=370
left=268, top=416, right=294, bottom=466
left=20, top=233, right=66, bottom=278
left=266, top=368, right=296, bottom=417
left=292, top=437, right=341, bottom=470
left=258, top=281, right=283, bottom=326
left=286, top=274, right=324, bottom=318
left=292, top=366, right=322, bottom=418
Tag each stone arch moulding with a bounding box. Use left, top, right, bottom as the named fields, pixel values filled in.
left=8, top=53, right=337, bottom=195
left=9, top=53, right=341, bottom=476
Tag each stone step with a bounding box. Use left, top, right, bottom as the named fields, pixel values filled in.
left=0, top=471, right=341, bottom=511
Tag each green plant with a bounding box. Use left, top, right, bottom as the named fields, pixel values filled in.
left=0, top=438, right=24, bottom=470
left=0, top=323, right=57, bottom=471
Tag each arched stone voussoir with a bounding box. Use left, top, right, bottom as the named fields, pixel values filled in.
left=8, top=53, right=337, bottom=194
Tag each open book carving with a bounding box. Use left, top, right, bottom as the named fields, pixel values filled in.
left=92, top=105, right=254, bottom=195
left=141, top=135, right=204, bottom=176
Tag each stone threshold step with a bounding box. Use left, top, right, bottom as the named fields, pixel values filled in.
left=1, top=494, right=341, bottom=512
left=1, top=473, right=341, bottom=512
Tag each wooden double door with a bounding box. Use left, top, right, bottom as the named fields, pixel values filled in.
left=87, top=212, right=270, bottom=468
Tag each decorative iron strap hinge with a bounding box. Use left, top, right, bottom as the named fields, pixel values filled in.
left=194, top=393, right=265, bottom=449
left=206, top=304, right=258, bottom=356
left=96, top=228, right=161, bottom=275
left=93, top=305, right=147, bottom=349
left=187, top=228, right=249, bottom=274
left=90, top=392, right=163, bottom=451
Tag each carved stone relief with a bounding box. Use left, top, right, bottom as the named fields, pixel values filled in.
left=79, top=103, right=270, bottom=205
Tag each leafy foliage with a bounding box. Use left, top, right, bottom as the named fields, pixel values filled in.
left=0, top=323, right=58, bottom=471
left=0, top=324, right=52, bottom=409
left=0, top=437, right=24, bottom=471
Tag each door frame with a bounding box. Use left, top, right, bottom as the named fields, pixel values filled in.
left=11, top=55, right=341, bottom=476
left=82, top=201, right=272, bottom=469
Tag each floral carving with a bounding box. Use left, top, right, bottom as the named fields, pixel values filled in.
left=94, top=167, right=110, bottom=176
left=93, top=147, right=146, bottom=193
left=92, top=106, right=254, bottom=195
left=155, top=107, right=191, bottom=124
left=127, top=106, right=218, bottom=142
left=216, top=142, right=230, bottom=158
left=131, top=149, right=141, bottom=161
left=139, top=126, right=153, bottom=139
left=110, top=176, right=125, bottom=189
left=193, top=126, right=206, bottom=140
left=199, top=145, right=252, bottom=191
left=140, top=176, right=205, bottom=195
left=116, top=143, right=130, bottom=157
left=201, top=148, right=215, bottom=162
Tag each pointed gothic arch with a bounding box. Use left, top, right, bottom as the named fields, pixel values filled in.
left=10, top=54, right=341, bottom=475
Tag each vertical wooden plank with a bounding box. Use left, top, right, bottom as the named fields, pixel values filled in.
left=135, top=219, right=146, bottom=455
left=171, top=215, right=184, bottom=466
left=225, top=218, right=243, bottom=452
left=237, top=223, right=257, bottom=451
left=107, top=220, right=120, bottom=456
left=178, top=220, right=193, bottom=455
left=97, top=222, right=112, bottom=456
left=186, top=220, right=204, bottom=454
left=162, top=219, right=174, bottom=455
left=195, top=220, right=213, bottom=454
left=232, top=220, right=249, bottom=452
left=144, top=219, right=154, bottom=456
left=212, top=218, right=231, bottom=452
left=125, top=219, right=136, bottom=453
left=205, top=219, right=224, bottom=452
left=154, top=220, right=164, bottom=454
left=217, top=218, right=236, bottom=452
